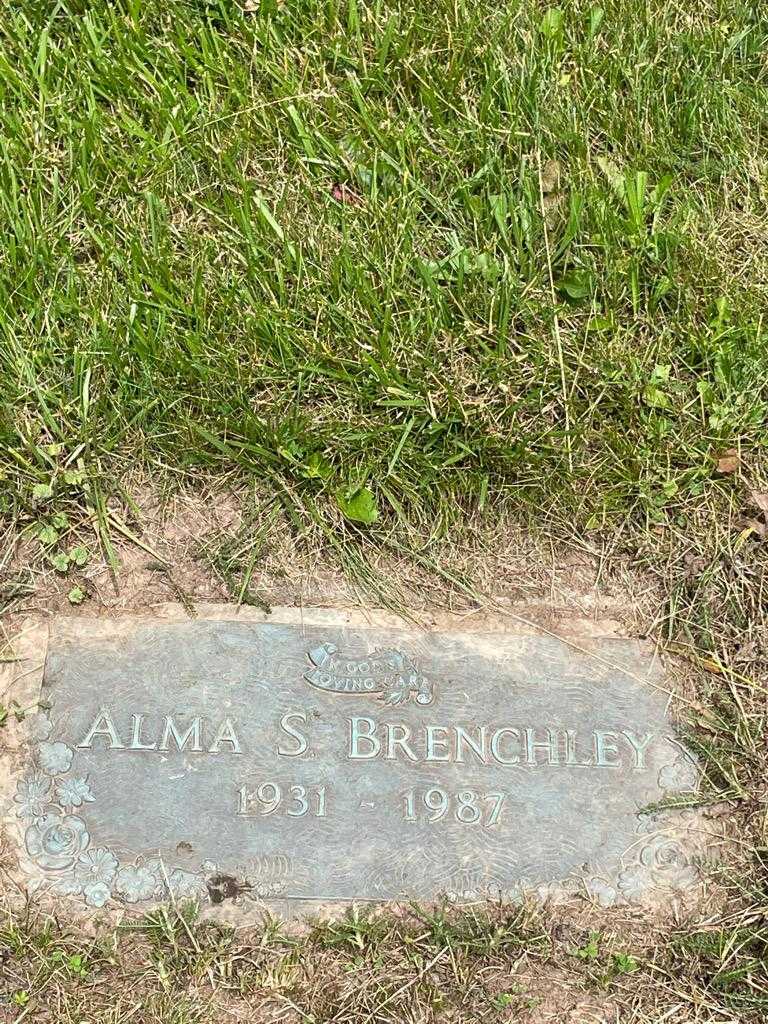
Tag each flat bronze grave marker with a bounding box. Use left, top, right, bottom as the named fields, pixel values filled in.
left=4, top=615, right=702, bottom=912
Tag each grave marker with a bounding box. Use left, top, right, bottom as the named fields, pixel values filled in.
left=3, top=616, right=702, bottom=912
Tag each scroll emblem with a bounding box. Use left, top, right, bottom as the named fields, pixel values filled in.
left=305, top=643, right=434, bottom=706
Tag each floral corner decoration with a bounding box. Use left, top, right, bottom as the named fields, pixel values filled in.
left=657, top=753, right=700, bottom=793
left=14, top=723, right=291, bottom=910
left=616, top=834, right=700, bottom=902
left=13, top=728, right=215, bottom=909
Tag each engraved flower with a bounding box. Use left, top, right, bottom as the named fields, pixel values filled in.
left=535, top=878, right=580, bottom=903
left=636, top=807, right=698, bottom=835
left=83, top=882, right=112, bottom=908
left=50, top=874, right=85, bottom=897
left=25, top=812, right=90, bottom=870
left=29, top=715, right=52, bottom=742
left=14, top=772, right=52, bottom=819
left=55, top=777, right=95, bottom=808
left=489, top=877, right=532, bottom=905
left=658, top=755, right=699, bottom=793
left=37, top=742, right=74, bottom=776
left=444, top=886, right=483, bottom=904
left=75, top=848, right=118, bottom=888
left=115, top=864, right=161, bottom=903
left=168, top=868, right=207, bottom=901
left=585, top=876, right=617, bottom=908
left=617, top=866, right=652, bottom=901
left=639, top=836, right=698, bottom=890
left=247, top=880, right=286, bottom=900
left=618, top=836, right=698, bottom=902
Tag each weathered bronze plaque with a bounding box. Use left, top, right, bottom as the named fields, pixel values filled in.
left=5, top=617, right=702, bottom=912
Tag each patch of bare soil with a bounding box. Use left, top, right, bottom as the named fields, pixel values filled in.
left=1, top=481, right=664, bottom=628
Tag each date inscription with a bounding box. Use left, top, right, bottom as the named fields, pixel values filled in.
left=403, top=787, right=505, bottom=826
left=236, top=782, right=327, bottom=818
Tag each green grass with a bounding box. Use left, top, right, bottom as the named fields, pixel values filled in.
left=1, top=0, right=767, bottom=555
left=1, top=1, right=768, bottom=1020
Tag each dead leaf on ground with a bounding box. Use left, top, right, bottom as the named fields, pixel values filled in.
left=331, top=183, right=364, bottom=206
left=596, top=154, right=624, bottom=196
left=683, top=552, right=707, bottom=578
left=703, top=800, right=739, bottom=818
left=743, top=518, right=767, bottom=539
left=690, top=700, right=726, bottom=730
left=749, top=489, right=768, bottom=517
left=540, top=158, right=562, bottom=194
left=732, top=639, right=759, bottom=664
left=716, top=448, right=739, bottom=474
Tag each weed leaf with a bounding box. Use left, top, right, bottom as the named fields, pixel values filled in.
left=336, top=486, right=379, bottom=525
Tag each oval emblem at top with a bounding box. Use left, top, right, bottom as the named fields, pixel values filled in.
left=304, top=642, right=434, bottom=706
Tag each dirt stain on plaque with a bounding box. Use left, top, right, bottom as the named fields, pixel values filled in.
left=207, top=873, right=252, bottom=904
